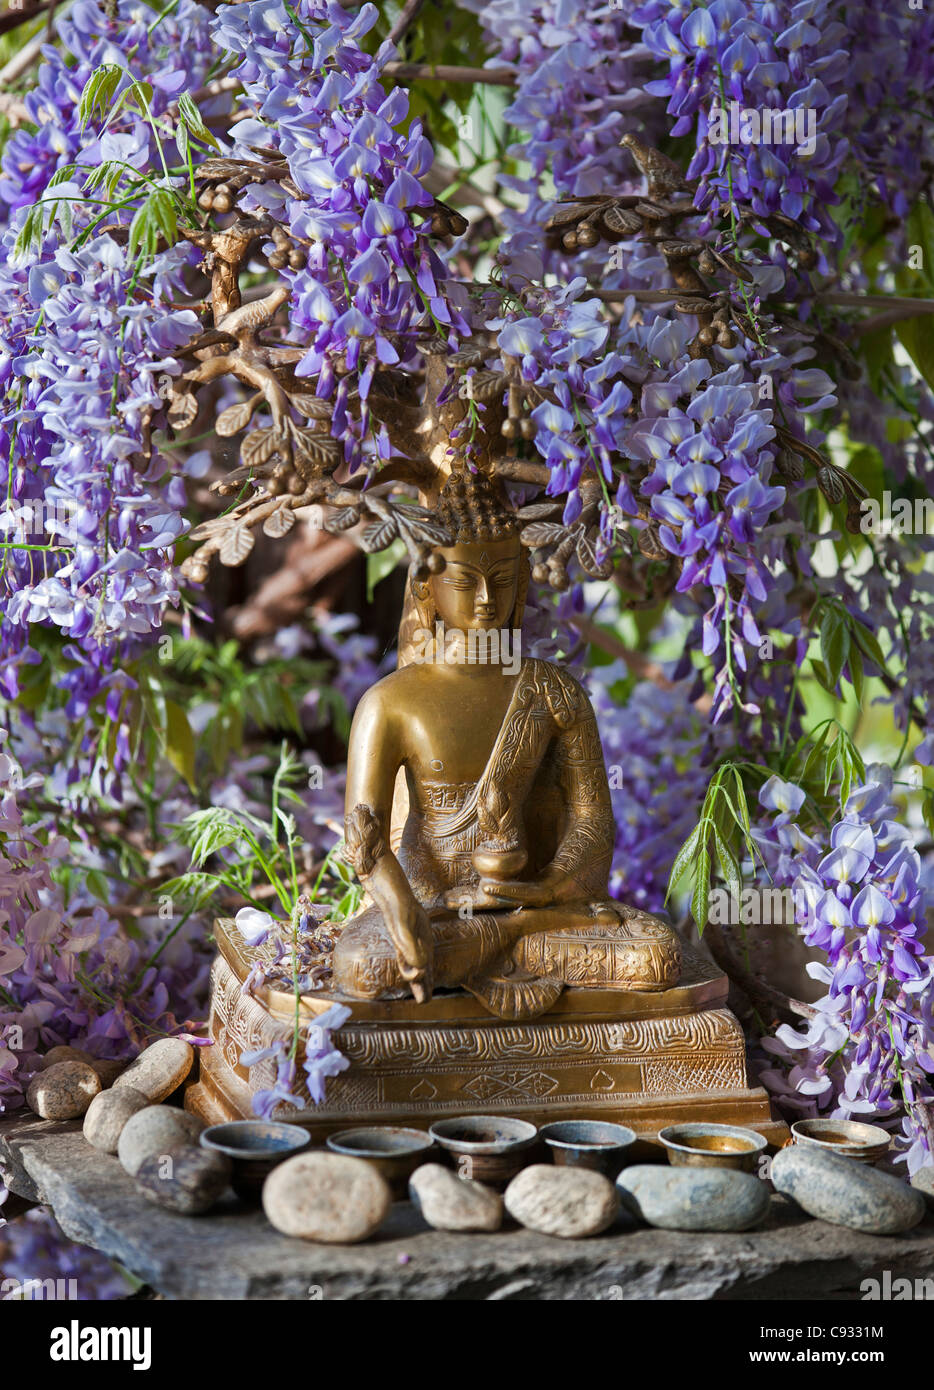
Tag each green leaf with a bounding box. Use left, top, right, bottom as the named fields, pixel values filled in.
left=178, top=91, right=220, bottom=150
left=712, top=826, right=741, bottom=899
left=366, top=536, right=407, bottom=600
left=895, top=316, right=934, bottom=394
left=691, top=844, right=712, bottom=934
left=165, top=699, right=196, bottom=790
left=810, top=657, right=837, bottom=696
left=849, top=642, right=864, bottom=705
left=820, top=606, right=849, bottom=690
left=78, top=64, right=123, bottom=130
left=849, top=619, right=887, bottom=674
left=665, top=822, right=703, bottom=900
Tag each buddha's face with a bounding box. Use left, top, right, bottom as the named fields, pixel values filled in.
left=430, top=537, right=521, bottom=631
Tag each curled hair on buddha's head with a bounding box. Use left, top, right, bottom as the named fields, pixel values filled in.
left=437, top=468, right=519, bottom=544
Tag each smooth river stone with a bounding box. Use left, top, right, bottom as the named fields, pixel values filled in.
left=83, top=1085, right=150, bottom=1153
left=89, top=1058, right=127, bottom=1089
left=771, top=1145, right=926, bottom=1235
left=504, top=1164, right=619, bottom=1238
left=26, top=1061, right=101, bottom=1121
left=39, top=1045, right=94, bottom=1069
left=262, top=1153, right=391, bottom=1243
left=911, top=1165, right=934, bottom=1211
left=135, top=1145, right=232, bottom=1215
left=117, top=1105, right=205, bottom=1177
left=409, top=1163, right=503, bottom=1232
left=617, top=1165, right=769, bottom=1232
left=113, top=1038, right=194, bottom=1103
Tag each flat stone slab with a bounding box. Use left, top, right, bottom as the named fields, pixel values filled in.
left=3, top=1112, right=934, bottom=1301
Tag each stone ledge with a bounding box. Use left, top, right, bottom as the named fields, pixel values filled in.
left=2, top=1112, right=933, bottom=1301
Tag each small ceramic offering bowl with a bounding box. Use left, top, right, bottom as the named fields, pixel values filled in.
left=326, top=1126, right=434, bottom=1198
left=539, top=1120, right=637, bottom=1177
left=200, top=1120, right=310, bottom=1202
left=429, top=1115, right=538, bottom=1188
left=790, top=1118, right=890, bottom=1165
left=658, top=1122, right=767, bottom=1172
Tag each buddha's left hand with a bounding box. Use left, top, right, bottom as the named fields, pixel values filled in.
left=477, top=877, right=559, bottom=908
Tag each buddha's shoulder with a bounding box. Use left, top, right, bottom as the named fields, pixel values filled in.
left=352, top=664, right=427, bottom=716
left=523, top=658, right=593, bottom=725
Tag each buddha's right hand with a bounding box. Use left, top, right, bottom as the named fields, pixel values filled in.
left=385, top=894, right=434, bottom=1004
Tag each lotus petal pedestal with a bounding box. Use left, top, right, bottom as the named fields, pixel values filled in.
left=184, top=918, right=788, bottom=1146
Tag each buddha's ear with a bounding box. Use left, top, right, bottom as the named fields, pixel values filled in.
left=510, top=549, right=530, bottom=629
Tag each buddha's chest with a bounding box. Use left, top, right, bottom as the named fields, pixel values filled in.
left=401, top=674, right=536, bottom=785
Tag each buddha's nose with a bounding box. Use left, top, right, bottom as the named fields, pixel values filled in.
left=475, top=578, right=495, bottom=615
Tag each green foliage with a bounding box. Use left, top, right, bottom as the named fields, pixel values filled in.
left=377, top=0, right=489, bottom=153
left=782, top=717, right=866, bottom=817
left=810, top=594, right=889, bottom=702
left=666, top=763, right=761, bottom=933
left=366, top=535, right=407, bottom=600
left=15, top=62, right=213, bottom=271
left=894, top=202, right=934, bottom=393
left=133, top=634, right=348, bottom=782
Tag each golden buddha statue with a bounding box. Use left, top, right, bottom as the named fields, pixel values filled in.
left=333, top=471, right=682, bottom=1021
left=187, top=471, right=781, bottom=1141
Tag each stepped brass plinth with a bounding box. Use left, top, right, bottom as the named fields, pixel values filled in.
left=185, top=918, right=786, bottom=1145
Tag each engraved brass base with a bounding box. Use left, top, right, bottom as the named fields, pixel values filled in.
left=185, top=919, right=788, bottom=1146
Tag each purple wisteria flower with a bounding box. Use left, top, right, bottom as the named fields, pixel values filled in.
left=240, top=1002, right=351, bottom=1114
left=754, top=769, right=934, bottom=1175
left=213, top=0, right=470, bottom=472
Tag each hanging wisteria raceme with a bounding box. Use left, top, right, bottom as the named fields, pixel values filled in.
left=835, top=1, right=934, bottom=221
left=2, top=239, right=199, bottom=741
left=0, top=0, right=216, bottom=731
left=593, top=674, right=713, bottom=912
left=212, top=0, right=471, bottom=470
left=752, top=770, right=934, bottom=1175
left=635, top=0, right=850, bottom=257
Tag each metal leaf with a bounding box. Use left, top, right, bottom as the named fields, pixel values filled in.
left=242, top=429, right=284, bottom=468
left=602, top=205, right=643, bottom=234
left=263, top=506, right=296, bottom=538
left=290, top=394, right=333, bottom=420
left=575, top=531, right=604, bottom=576
left=634, top=201, right=670, bottom=220
left=517, top=502, right=563, bottom=520
left=209, top=463, right=272, bottom=493
left=520, top=521, right=568, bottom=547
left=544, top=203, right=590, bottom=230
left=637, top=524, right=666, bottom=559
left=216, top=398, right=258, bottom=437
left=219, top=524, right=256, bottom=566
left=466, top=370, right=508, bottom=403
left=359, top=518, right=398, bottom=553
left=708, top=247, right=755, bottom=284
left=323, top=506, right=360, bottom=533
left=447, top=344, right=490, bottom=368
left=660, top=239, right=704, bottom=258
left=168, top=392, right=197, bottom=430
left=395, top=514, right=454, bottom=546
left=817, top=466, right=845, bottom=504
left=295, top=430, right=342, bottom=466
